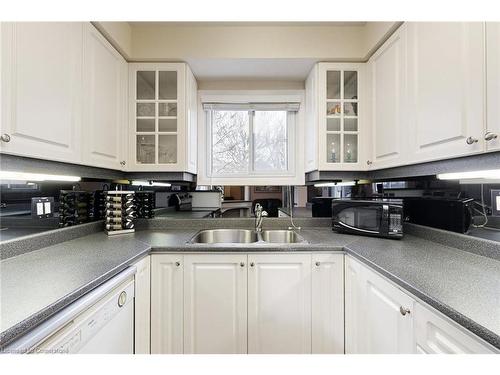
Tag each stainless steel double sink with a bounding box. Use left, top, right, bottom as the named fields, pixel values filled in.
left=188, top=229, right=307, bottom=244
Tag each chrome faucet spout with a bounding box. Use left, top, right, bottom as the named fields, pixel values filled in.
left=254, top=203, right=268, bottom=232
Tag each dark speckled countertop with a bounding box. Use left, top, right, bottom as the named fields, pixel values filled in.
left=1, top=225, right=499, bottom=351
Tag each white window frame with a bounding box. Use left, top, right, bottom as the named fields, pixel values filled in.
left=197, top=91, right=305, bottom=186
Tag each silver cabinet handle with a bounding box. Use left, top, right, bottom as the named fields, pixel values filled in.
left=175, top=261, right=181, bottom=267
left=118, top=291, right=127, bottom=307
left=1, top=133, right=11, bottom=143
left=484, top=131, right=498, bottom=141
left=240, top=262, right=245, bottom=267
left=399, top=306, right=411, bottom=316
left=366, top=160, right=372, bottom=165
left=120, top=160, right=126, bottom=166
left=315, top=261, right=321, bottom=267
left=250, top=262, right=255, bottom=267
left=466, top=136, right=478, bottom=145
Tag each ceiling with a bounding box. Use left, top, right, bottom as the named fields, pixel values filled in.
left=186, top=58, right=317, bottom=81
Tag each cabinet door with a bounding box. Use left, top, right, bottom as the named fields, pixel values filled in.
left=406, top=22, right=484, bottom=163
left=486, top=22, right=500, bottom=151
left=134, top=256, right=151, bottom=354
left=311, top=253, right=344, bottom=354
left=369, top=25, right=407, bottom=169
left=128, top=63, right=186, bottom=171
left=151, top=254, right=183, bottom=354
left=1, top=22, right=82, bottom=163
left=247, top=253, right=311, bottom=354
left=362, top=260, right=415, bottom=354
left=318, top=63, right=366, bottom=171
left=82, top=23, right=126, bottom=170
left=344, top=256, right=364, bottom=354
left=415, top=303, right=497, bottom=354
left=183, top=254, right=247, bottom=354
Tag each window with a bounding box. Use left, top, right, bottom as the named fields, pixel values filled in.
left=206, top=104, right=297, bottom=178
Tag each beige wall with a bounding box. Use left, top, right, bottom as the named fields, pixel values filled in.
left=95, top=21, right=399, bottom=62
left=129, top=24, right=366, bottom=61
left=93, top=21, right=132, bottom=59
left=198, top=80, right=305, bottom=90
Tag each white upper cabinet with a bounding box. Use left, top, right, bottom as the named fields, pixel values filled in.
left=305, top=63, right=368, bottom=171
left=368, top=24, right=408, bottom=169
left=82, top=23, right=127, bottom=170
left=247, top=253, right=312, bottom=354
left=1, top=22, right=83, bottom=163
left=128, top=63, right=197, bottom=172
left=486, top=22, right=500, bottom=151
left=406, top=22, right=485, bottom=162
left=183, top=254, right=247, bottom=354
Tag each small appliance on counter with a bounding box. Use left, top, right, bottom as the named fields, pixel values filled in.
left=168, top=192, right=192, bottom=211
left=105, top=191, right=136, bottom=236
left=332, top=199, right=403, bottom=239
left=403, top=197, right=474, bottom=234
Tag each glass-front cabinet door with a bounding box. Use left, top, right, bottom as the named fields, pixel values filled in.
left=129, top=63, right=187, bottom=171
left=318, top=63, right=365, bottom=170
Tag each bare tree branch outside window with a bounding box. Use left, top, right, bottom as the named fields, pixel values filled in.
left=211, top=110, right=288, bottom=175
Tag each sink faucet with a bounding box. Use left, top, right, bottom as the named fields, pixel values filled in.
left=254, top=203, right=268, bottom=232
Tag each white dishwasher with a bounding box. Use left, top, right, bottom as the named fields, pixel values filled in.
left=5, top=267, right=136, bottom=354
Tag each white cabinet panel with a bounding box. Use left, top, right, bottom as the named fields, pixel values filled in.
left=406, top=22, right=485, bottom=162
left=311, top=253, right=344, bottom=354
left=415, top=303, right=497, bottom=354
left=486, top=22, right=500, bottom=151
left=151, top=254, right=183, bottom=354
left=345, top=256, right=364, bottom=354
left=248, top=254, right=312, bottom=354
left=183, top=254, right=247, bottom=354
left=185, top=66, right=198, bottom=173
left=345, top=256, right=415, bottom=354
left=369, top=25, right=407, bottom=169
left=134, top=256, right=151, bottom=354
left=82, top=23, right=126, bottom=169
left=363, top=268, right=415, bottom=354
left=1, top=22, right=83, bottom=163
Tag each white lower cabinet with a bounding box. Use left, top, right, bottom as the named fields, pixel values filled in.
left=247, top=253, right=312, bottom=354
left=415, top=303, right=496, bottom=354
left=311, top=253, right=344, bottom=354
left=183, top=254, right=247, bottom=354
left=345, top=255, right=498, bottom=354
left=134, top=256, right=151, bottom=354
left=151, top=254, right=183, bottom=354
left=345, top=256, right=415, bottom=354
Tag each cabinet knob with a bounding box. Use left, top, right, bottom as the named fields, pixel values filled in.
left=240, top=262, right=245, bottom=267
left=120, top=160, right=126, bottom=166
left=1, top=133, right=11, bottom=143
left=484, top=131, right=498, bottom=141
left=175, top=261, right=181, bottom=267
left=315, top=261, right=321, bottom=267
left=366, top=160, right=372, bottom=165
left=250, top=262, right=255, bottom=267
left=466, top=136, right=478, bottom=145
left=399, top=306, right=411, bottom=316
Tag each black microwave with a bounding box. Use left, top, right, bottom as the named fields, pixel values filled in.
left=332, top=199, right=403, bottom=239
